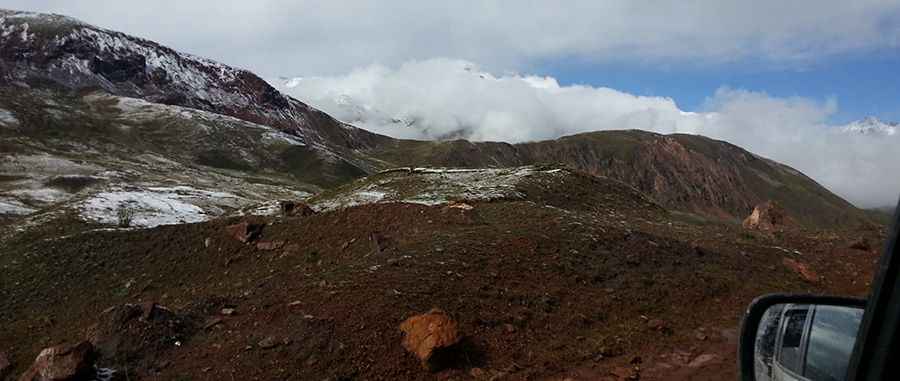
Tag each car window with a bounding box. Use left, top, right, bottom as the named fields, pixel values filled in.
left=805, top=306, right=865, bottom=381
left=779, top=307, right=810, bottom=374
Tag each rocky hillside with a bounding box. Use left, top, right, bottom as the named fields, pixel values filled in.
left=0, top=161, right=884, bottom=380
left=0, top=85, right=370, bottom=241
left=0, top=9, right=872, bottom=230
left=366, top=131, right=869, bottom=227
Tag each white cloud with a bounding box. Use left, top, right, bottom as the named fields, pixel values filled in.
left=5, top=1, right=900, bottom=75
left=276, top=58, right=900, bottom=208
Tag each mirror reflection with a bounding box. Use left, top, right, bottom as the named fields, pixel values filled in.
left=754, top=303, right=863, bottom=381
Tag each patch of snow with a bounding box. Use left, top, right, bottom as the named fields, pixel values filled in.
left=313, top=184, right=389, bottom=211
left=8, top=188, right=70, bottom=204
left=0, top=108, right=18, bottom=125
left=78, top=186, right=243, bottom=228
left=0, top=154, right=103, bottom=175
left=57, top=27, right=248, bottom=108
left=0, top=198, right=36, bottom=215
left=243, top=201, right=282, bottom=216
left=262, top=130, right=305, bottom=146
left=86, top=94, right=308, bottom=147
left=313, top=166, right=565, bottom=211
left=107, top=96, right=193, bottom=121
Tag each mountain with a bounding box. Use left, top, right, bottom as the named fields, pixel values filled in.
left=0, top=9, right=389, bottom=164
left=841, top=116, right=898, bottom=136
left=0, top=9, right=387, bottom=232
left=367, top=130, right=869, bottom=227
left=0, top=9, right=872, bottom=231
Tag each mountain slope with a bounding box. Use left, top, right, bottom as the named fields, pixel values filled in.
left=0, top=9, right=389, bottom=166
left=366, top=130, right=868, bottom=227
left=0, top=86, right=329, bottom=236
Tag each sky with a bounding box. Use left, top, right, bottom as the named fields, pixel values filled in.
left=3, top=0, right=900, bottom=207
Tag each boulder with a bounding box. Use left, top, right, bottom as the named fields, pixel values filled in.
left=687, top=353, right=721, bottom=368
left=255, top=240, right=285, bottom=251
left=399, top=308, right=462, bottom=371
left=743, top=201, right=790, bottom=231
left=18, top=341, right=96, bottom=381
left=279, top=201, right=316, bottom=217
left=849, top=237, right=873, bottom=252
left=783, top=258, right=819, bottom=283
left=646, top=318, right=674, bottom=335
left=224, top=221, right=264, bottom=243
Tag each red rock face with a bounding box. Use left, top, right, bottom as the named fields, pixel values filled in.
left=399, top=309, right=462, bottom=371
left=18, top=341, right=96, bottom=381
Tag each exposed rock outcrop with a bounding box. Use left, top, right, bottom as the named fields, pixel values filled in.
left=399, top=309, right=462, bottom=371
left=224, top=221, right=264, bottom=243
left=279, top=201, right=316, bottom=217
left=743, top=201, right=791, bottom=231
left=18, top=342, right=96, bottom=381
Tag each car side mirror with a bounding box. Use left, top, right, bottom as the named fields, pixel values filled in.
left=739, top=294, right=866, bottom=381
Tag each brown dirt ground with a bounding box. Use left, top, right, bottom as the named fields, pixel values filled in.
left=0, top=193, right=884, bottom=380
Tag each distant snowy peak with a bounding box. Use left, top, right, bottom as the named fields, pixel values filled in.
left=1, top=9, right=246, bottom=98
left=0, top=10, right=299, bottom=133
left=842, top=117, right=897, bottom=136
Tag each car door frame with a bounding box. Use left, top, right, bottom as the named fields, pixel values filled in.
left=847, top=198, right=900, bottom=381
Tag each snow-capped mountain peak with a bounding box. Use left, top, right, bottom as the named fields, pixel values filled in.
left=842, top=116, right=897, bottom=136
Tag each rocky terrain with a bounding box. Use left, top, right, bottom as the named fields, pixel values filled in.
left=0, top=9, right=890, bottom=381
left=0, top=165, right=885, bottom=380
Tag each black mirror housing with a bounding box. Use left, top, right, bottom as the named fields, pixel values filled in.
left=739, top=294, right=866, bottom=381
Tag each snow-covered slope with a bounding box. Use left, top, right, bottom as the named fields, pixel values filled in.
left=0, top=86, right=321, bottom=235
left=0, top=9, right=388, bottom=152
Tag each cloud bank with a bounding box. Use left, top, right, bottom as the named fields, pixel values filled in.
left=276, top=59, right=900, bottom=208
left=6, top=1, right=900, bottom=75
